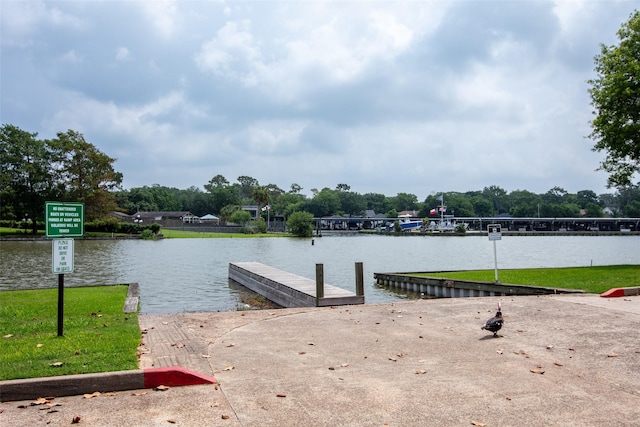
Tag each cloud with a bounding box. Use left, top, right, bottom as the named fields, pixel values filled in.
left=1, top=0, right=636, bottom=198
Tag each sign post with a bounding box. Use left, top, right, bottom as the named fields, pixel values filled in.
left=488, top=224, right=502, bottom=283
left=46, top=202, right=84, bottom=337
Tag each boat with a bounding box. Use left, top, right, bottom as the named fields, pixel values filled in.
left=398, top=215, right=424, bottom=231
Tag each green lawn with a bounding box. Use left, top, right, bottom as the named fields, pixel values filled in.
left=0, top=285, right=140, bottom=381
left=419, top=265, right=640, bottom=294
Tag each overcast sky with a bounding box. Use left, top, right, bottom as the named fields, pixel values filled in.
left=1, top=1, right=637, bottom=199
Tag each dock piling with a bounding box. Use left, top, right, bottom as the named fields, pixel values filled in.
left=355, top=262, right=364, bottom=297
left=315, top=263, right=324, bottom=306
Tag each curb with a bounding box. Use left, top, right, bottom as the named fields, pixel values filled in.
left=0, top=366, right=216, bottom=402
left=600, top=287, right=640, bottom=298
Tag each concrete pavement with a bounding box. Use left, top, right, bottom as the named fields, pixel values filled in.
left=1, top=294, right=639, bottom=426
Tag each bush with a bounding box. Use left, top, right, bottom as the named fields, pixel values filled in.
left=85, top=217, right=120, bottom=233
left=287, top=211, right=313, bottom=237
left=140, top=229, right=156, bottom=240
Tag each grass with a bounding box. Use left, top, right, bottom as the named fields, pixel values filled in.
left=160, top=228, right=287, bottom=238
left=418, top=265, right=640, bottom=294
left=0, top=285, right=140, bottom=381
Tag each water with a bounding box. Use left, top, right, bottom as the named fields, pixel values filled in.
left=1, top=234, right=638, bottom=314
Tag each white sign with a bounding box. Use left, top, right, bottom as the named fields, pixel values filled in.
left=488, top=224, right=502, bottom=241
left=52, top=239, right=74, bottom=273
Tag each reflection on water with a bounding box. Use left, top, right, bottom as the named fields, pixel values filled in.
left=1, top=235, right=638, bottom=314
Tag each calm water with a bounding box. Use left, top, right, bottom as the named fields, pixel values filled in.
left=1, top=234, right=638, bottom=314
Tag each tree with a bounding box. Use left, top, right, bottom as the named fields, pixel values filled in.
left=229, top=209, right=251, bottom=229
left=237, top=175, right=259, bottom=202
left=287, top=211, right=313, bottom=237
left=389, top=192, right=418, bottom=212
left=52, top=130, right=122, bottom=220
left=482, top=185, right=509, bottom=215
left=0, top=125, right=58, bottom=232
left=304, top=188, right=341, bottom=217
left=588, top=10, right=640, bottom=187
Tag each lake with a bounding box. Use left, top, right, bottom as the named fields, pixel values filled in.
left=1, top=234, right=638, bottom=314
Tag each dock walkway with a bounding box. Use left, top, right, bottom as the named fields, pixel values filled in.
left=229, top=262, right=364, bottom=308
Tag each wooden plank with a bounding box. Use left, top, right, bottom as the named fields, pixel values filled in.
left=229, top=262, right=364, bottom=308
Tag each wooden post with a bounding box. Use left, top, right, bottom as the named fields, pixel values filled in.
left=315, top=263, right=324, bottom=306
left=355, top=262, right=364, bottom=297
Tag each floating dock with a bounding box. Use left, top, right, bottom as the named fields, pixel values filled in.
left=229, top=262, right=364, bottom=308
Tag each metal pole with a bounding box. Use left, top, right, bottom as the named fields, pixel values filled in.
left=57, top=273, right=64, bottom=336
left=493, top=240, right=499, bottom=283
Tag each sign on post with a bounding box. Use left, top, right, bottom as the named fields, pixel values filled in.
left=488, top=224, right=502, bottom=241
left=487, top=224, right=501, bottom=283
left=52, top=239, right=74, bottom=273
left=46, top=202, right=84, bottom=238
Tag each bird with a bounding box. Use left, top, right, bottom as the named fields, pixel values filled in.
left=481, top=302, right=503, bottom=337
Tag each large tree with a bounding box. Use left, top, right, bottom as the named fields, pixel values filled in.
left=588, top=10, right=640, bottom=187
left=0, top=125, right=58, bottom=232
left=52, top=130, right=123, bottom=220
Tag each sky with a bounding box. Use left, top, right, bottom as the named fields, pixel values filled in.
left=1, top=1, right=637, bottom=200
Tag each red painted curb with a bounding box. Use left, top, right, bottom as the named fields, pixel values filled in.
left=143, top=366, right=217, bottom=388
left=601, top=288, right=626, bottom=297
left=601, top=287, right=640, bottom=298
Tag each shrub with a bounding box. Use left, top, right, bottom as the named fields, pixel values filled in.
left=287, top=211, right=313, bottom=237
left=140, top=229, right=156, bottom=240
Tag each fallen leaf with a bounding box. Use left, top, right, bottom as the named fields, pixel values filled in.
left=104, top=392, right=116, bottom=397
left=415, top=370, right=427, bottom=375
left=172, top=343, right=185, bottom=348
left=167, top=420, right=176, bottom=424
left=83, top=392, right=100, bottom=399
left=496, top=349, right=503, bottom=354
left=36, top=343, right=43, bottom=348
left=307, top=342, right=315, bottom=346
left=328, top=367, right=335, bottom=370
left=340, top=363, right=349, bottom=368
left=530, top=369, right=545, bottom=375
left=276, top=393, right=286, bottom=398
left=554, top=362, right=564, bottom=367
left=226, top=343, right=235, bottom=348
left=154, top=385, right=170, bottom=391
left=546, top=345, right=554, bottom=350
left=31, top=397, right=49, bottom=406
left=132, top=391, right=147, bottom=396
left=388, top=357, right=397, bottom=362
left=471, top=421, right=487, bottom=426
left=50, top=362, right=64, bottom=367
left=3, top=334, right=14, bottom=338
left=608, top=352, right=619, bottom=357
left=221, top=414, right=230, bottom=419
left=71, top=416, right=81, bottom=424
left=223, top=366, right=234, bottom=371
left=162, top=321, right=168, bottom=325
left=397, top=352, right=404, bottom=358
left=201, top=354, right=211, bottom=358
left=298, top=351, right=306, bottom=355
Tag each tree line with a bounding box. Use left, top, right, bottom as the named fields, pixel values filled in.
left=2, top=124, right=640, bottom=235
left=114, top=180, right=640, bottom=220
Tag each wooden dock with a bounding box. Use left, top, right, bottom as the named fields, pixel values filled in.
left=229, top=262, right=365, bottom=308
